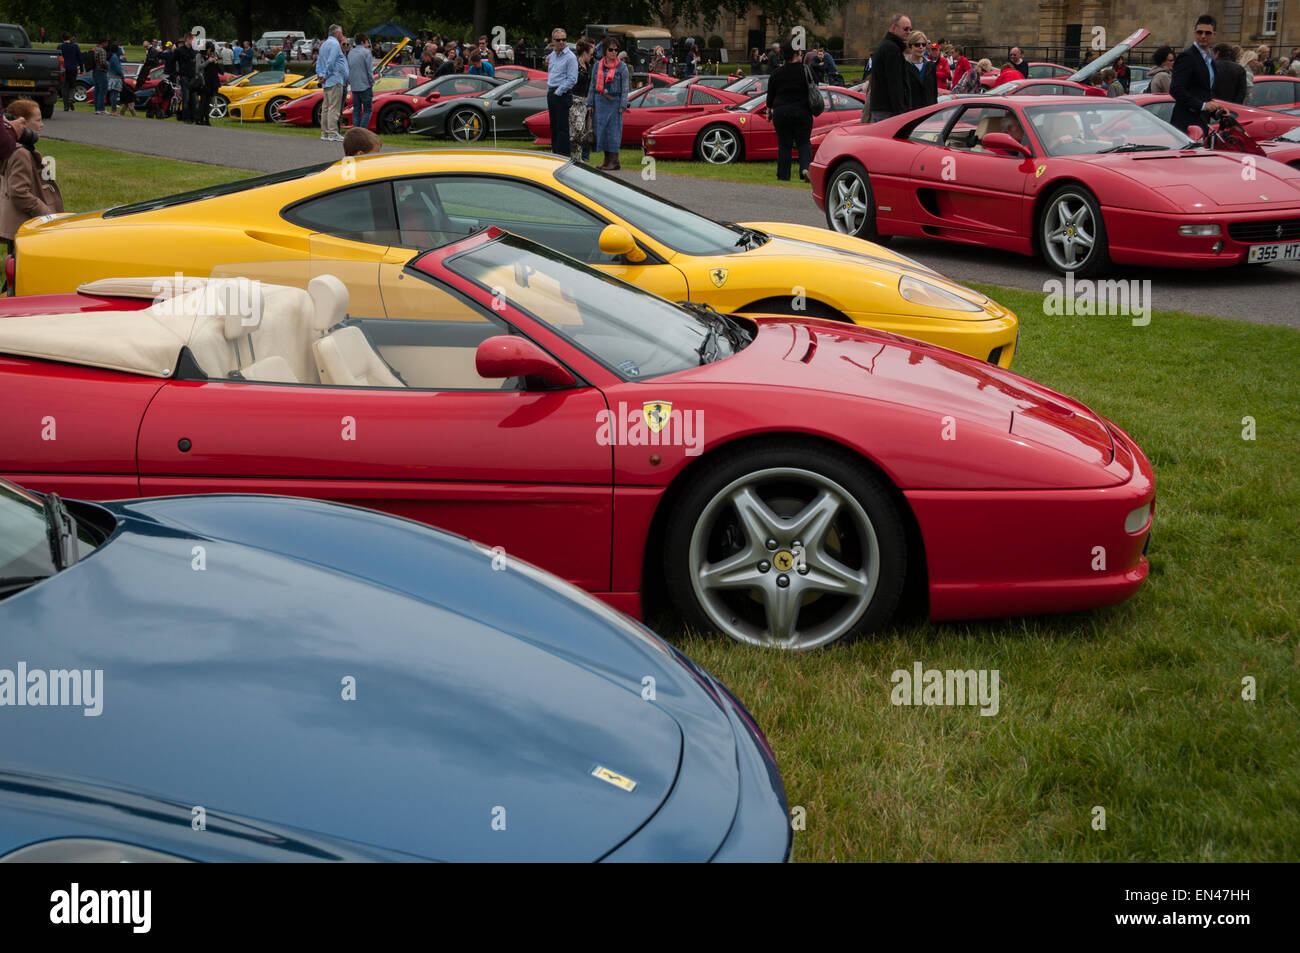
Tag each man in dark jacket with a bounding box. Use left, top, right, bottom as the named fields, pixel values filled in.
left=57, top=33, right=80, bottom=111
left=176, top=33, right=198, bottom=123
left=1212, top=42, right=1248, bottom=104
left=868, top=12, right=912, bottom=122
left=1170, top=14, right=1220, bottom=133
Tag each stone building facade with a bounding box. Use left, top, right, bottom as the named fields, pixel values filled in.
left=673, top=0, right=1298, bottom=62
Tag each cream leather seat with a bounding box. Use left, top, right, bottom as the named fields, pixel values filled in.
left=315, top=326, right=406, bottom=387
left=308, top=274, right=407, bottom=388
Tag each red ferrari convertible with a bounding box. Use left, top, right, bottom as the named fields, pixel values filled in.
left=643, top=86, right=864, bottom=164
left=813, top=96, right=1300, bottom=274
left=0, top=230, right=1154, bottom=650
left=275, top=66, right=427, bottom=126
left=526, top=83, right=749, bottom=147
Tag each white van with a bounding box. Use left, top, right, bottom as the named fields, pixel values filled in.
left=255, top=31, right=304, bottom=55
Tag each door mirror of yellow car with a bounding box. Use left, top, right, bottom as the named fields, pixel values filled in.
left=598, top=225, right=646, bottom=263
left=980, top=132, right=1031, bottom=157
left=476, top=334, right=576, bottom=387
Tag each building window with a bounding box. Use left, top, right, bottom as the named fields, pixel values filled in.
left=1263, top=0, right=1279, bottom=35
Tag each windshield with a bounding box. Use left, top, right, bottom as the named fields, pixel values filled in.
left=446, top=235, right=744, bottom=380
left=739, top=94, right=768, bottom=112
left=1024, top=102, right=1195, bottom=156
left=555, top=162, right=748, bottom=256
left=0, top=482, right=100, bottom=598
left=986, top=81, right=1023, bottom=95
left=485, top=77, right=543, bottom=100
left=1278, top=126, right=1300, bottom=143
left=288, top=75, right=314, bottom=88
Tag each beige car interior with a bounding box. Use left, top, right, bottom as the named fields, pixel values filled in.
left=0, top=275, right=507, bottom=390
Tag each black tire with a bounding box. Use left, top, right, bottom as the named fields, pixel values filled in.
left=378, top=104, right=411, bottom=134
left=311, top=101, right=321, bottom=126
left=447, top=107, right=485, bottom=142
left=1037, top=183, right=1110, bottom=277
left=695, top=124, right=742, bottom=164
left=663, top=439, right=907, bottom=650
left=266, top=95, right=290, bottom=123
left=824, top=159, right=891, bottom=244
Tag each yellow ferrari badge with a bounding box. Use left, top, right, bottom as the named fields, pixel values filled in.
left=643, top=401, right=672, bottom=433
left=738, top=117, right=746, bottom=125
left=709, top=267, right=728, bottom=287
left=773, top=550, right=795, bottom=572
left=591, top=765, right=637, bottom=792
left=1035, top=165, right=1046, bottom=178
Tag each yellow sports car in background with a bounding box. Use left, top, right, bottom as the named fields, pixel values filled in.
left=11, top=151, right=1018, bottom=364
left=228, top=73, right=321, bottom=121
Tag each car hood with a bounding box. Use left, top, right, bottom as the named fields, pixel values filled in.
left=0, top=495, right=719, bottom=861
left=1099, top=151, right=1300, bottom=210
left=734, top=222, right=1000, bottom=314
left=679, top=319, right=1125, bottom=489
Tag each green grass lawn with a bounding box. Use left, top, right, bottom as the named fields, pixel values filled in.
left=36, top=142, right=1300, bottom=861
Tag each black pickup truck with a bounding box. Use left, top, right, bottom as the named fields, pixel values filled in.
left=0, top=24, right=60, bottom=118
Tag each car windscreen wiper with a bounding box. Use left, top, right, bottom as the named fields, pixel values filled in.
left=1097, top=143, right=1170, bottom=153
left=729, top=225, right=769, bottom=249
left=678, top=301, right=753, bottom=363
left=42, top=492, right=78, bottom=571
left=0, top=576, right=52, bottom=599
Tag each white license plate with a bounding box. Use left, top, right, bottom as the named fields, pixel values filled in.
left=1248, top=242, right=1300, bottom=263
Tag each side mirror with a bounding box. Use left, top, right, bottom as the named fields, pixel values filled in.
left=598, top=224, right=647, bottom=263
left=498, top=94, right=512, bottom=104
left=427, top=92, right=440, bottom=101
left=981, top=132, right=1032, bottom=157
left=1186, top=125, right=1204, bottom=142
left=475, top=335, right=575, bottom=387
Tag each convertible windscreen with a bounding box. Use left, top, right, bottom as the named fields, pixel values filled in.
left=446, top=235, right=745, bottom=380
left=105, top=163, right=334, bottom=218
left=555, top=163, right=748, bottom=257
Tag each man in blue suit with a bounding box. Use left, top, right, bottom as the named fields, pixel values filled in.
left=1169, top=14, right=1221, bottom=134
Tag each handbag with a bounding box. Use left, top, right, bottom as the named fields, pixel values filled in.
left=805, top=64, right=824, bottom=115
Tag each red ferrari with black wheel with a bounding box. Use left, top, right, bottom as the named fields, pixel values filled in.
left=0, top=229, right=1154, bottom=650
left=643, top=86, right=863, bottom=164
left=526, top=83, right=748, bottom=147
left=813, top=96, right=1300, bottom=274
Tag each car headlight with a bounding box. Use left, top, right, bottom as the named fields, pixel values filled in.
left=1178, top=224, right=1221, bottom=236
left=898, top=275, right=985, bottom=312
left=1125, top=501, right=1154, bottom=534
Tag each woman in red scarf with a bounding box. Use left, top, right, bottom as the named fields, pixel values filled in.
left=587, top=38, right=630, bottom=170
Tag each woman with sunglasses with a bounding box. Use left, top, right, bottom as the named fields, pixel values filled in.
left=587, top=37, right=629, bottom=170
left=904, top=31, right=938, bottom=108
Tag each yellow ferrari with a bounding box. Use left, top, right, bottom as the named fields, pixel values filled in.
left=228, top=73, right=321, bottom=121
left=210, top=70, right=293, bottom=119
left=11, top=151, right=1017, bottom=364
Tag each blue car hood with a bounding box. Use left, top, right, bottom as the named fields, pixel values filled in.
left=0, top=495, right=736, bottom=861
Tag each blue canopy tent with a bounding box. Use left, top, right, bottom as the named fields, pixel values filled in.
left=366, top=22, right=419, bottom=42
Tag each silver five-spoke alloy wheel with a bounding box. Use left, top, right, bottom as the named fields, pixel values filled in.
left=828, top=168, right=870, bottom=235
left=687, top=467, right=881, bottom=650
left=698, top=126, right=740, bottom=164
left=1043, top=192, right=1096, bottom=271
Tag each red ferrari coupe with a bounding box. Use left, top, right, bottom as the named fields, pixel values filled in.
left=527, top=83, right=749, bottom=147
left=956, top=76, right=1107, bottom=100
left=495, top=65, right=547, bottom=83
left=813, top=96, right=1300, bottom=274
left=336, top=74, right=506, bottom=132
left=0, top=229, right=1154, bottom=651
left=643, top=87, right=864, bottom=164
left=1251, top=75, right=1300, bottom=110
